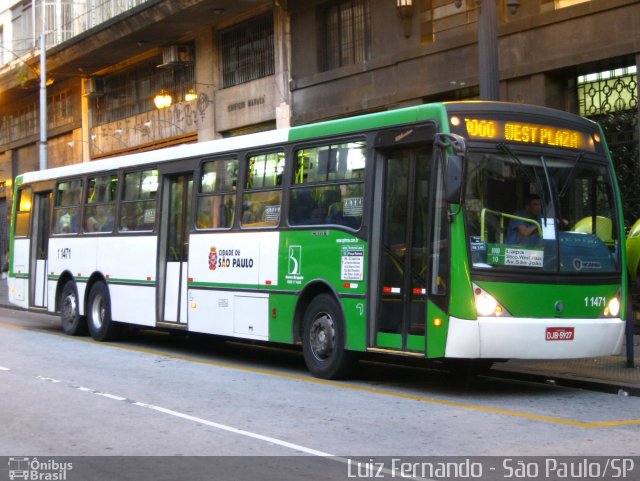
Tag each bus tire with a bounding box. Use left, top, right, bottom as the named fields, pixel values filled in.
left=60, top=281, right=86, bottom=336
left=87, top=282, right=121, bottom=342
left=302, top=294, right=355, bottom=380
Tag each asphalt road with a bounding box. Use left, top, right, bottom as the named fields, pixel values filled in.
left=0, top=307, right=639, bottom=480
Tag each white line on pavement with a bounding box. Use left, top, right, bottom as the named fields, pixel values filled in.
left=133, top=401, right=334, bottom=457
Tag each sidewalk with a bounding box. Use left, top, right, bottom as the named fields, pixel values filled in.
left=493, top=338, right=640, bottom=395
left=0, top=277, right=638, bottom=393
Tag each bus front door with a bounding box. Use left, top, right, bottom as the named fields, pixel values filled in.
left=29, top=192, right=51, bottom=308
left=374, top=148, right=430, bottom=352
left=160, top=174, right=193, bottom=325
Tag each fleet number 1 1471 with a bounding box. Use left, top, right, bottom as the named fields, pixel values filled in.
left=584, top=296, right=606, bottom=307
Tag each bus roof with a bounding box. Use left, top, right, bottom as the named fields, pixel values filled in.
left=17, top=101, right=593, bottom=185
left=19, top=128, right=291, bottom=184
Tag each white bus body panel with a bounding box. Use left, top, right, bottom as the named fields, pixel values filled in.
left=187, top=231, right=278, bottom=339
left=46, top=235, right=157, bottom=325
left=9, top=238, right=30, bottom=308
left=445, top=316, right=625, bottom=359
left=102, top=236, right=157, bottom=327
left=233, top=295, right=269, bottom=339
left=48, top=237, right=99, bottom=316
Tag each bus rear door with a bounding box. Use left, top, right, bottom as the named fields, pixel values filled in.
left=158, top=173, right=193, bottom=326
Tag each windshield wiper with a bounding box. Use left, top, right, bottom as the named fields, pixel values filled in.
left=558, top=152, right=584, bottom=199
left=497, top=143, right=548, bottom=219
left=539, top=155, right=556, bottom=227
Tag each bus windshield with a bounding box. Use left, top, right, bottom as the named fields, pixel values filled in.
left=464, top=147, right=621, bottom=274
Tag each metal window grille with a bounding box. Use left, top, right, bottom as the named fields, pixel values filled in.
left=577, top=66, right=639, bottom=227
left=319, top=0, right=370, bottom=72
left=220, top=13, right=274, bottom=89
left=92, top=54, right=195, bottom=126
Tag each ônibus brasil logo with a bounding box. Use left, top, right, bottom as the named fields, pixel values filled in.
left=8, top=457, right=73, bottom=480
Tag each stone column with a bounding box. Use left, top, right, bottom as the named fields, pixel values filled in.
left=195, top=27, right=218, bottom=141
left=274, top=3, right=291, bottom=129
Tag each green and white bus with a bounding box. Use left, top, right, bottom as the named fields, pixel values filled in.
left=8, top=101, right=627, bottom=379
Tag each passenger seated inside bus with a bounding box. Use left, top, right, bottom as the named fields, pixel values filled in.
left=241, top=192, right=281, bottom=227
left=85, top=205, right=114, bottom=233
left=506, top=194, right=542, bottom=246
left=290, top=189, right=315, bottom=224
left=120, top=205, right=140, bottom=231
left=55, top=207, right=78, bottom=234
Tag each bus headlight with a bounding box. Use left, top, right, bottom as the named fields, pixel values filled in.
left=605, top=296, right=620, bottom=317
left=476, top=293, right=497, bottom=316
left=473, top=283, right=510, bottom=317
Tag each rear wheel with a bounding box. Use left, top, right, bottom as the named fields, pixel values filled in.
left=60, top=281, right=86, bottom=336
left=87, top=282, right=121, bottom=341
left=302, top=294, right=355, bottom=379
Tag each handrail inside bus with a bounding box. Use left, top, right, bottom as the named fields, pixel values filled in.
left=480, top=208, right=542, bottom=243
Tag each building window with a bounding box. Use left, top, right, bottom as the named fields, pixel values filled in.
left=220, top=13, right=275, bottom=89
left=319, top=0, right=370, bottom=72
left=48, top=89, right=73, bottom=128
left=11, top=1, right=34, bottom=57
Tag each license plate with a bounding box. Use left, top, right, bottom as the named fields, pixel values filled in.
left=546, top=327, right=574, bottom=341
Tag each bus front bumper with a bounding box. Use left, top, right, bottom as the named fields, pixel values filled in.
left=444, top=316, right=625, bottom=359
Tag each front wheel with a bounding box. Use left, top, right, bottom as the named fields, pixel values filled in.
left=302, top=294, right=355, bottom=379
left=60, top=281, right=86, bottom=336
left=87, top=282, right=121, bottom=342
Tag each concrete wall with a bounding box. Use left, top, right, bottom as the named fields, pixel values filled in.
left=289, top=0, right=640, bottom=124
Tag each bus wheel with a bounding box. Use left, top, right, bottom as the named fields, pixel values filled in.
left=87, top=282, right=121, bottom=342
left=302, top=294, right=355, bottom=379
left=60, top=281, right=86, bottom=336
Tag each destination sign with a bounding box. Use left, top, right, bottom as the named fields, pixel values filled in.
left=458, top=117, right=598, bottom=152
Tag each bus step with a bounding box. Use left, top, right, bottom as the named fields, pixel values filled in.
left=366, top=347, right=425, bottom=358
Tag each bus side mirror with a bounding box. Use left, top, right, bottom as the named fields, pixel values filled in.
left=446, top=154, right=464, bottom=204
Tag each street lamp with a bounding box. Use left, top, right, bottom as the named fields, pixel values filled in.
left=506, top=0, right=520, bottom=16
left=153, top=90, right=173, bottom=109
left=455, top=0, right=520, bottom=101
left=396, top=0, right=414, bottom=38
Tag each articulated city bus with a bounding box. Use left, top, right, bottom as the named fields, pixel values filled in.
left=8, top=101, right=627, bottom=379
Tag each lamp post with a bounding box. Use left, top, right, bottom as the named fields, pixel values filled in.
left=455, top=0, right=520, bottom=101
left=39, top=30, right=47, bottom=170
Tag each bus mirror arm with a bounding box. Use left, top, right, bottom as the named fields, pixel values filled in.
left=435, top=132, right=467, bottom=156
left=435, top=133, right=466, bottom=206
left=445, top=154, right=464, bottom=205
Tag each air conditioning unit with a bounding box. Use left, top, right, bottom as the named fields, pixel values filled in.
left=158, top=45, right=192, bottom=68
left=84, top=77, right=104, bottom=97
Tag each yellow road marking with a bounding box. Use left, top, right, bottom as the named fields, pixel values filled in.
left=1, top=320, right=639, bottom=428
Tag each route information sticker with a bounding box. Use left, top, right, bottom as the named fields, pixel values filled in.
left=341, top=245, right=364, bottom=281
left=486, top=244, right=544, bottom=268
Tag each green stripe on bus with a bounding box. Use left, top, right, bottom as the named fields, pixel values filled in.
left=106, top=278, right=155, bottom=286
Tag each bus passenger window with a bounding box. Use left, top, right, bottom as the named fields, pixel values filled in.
left=15, top=187, right=33, bottom=237
left=53, top=180, right=82, bottom=234
left=119, top=169, right=158, bottom=232
left=241, top=152, right=284, bottom=229
left=197, top=158, right=237, bottom=229
left=290, top=141, right=366, bottom=228
left=85, top=174, right=117, bottom=233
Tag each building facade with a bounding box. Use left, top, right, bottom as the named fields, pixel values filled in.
left=0, top=0, right=638, bottom=263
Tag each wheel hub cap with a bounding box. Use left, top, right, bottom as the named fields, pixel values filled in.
left=310, top=313, right=335, bottom=361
